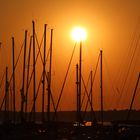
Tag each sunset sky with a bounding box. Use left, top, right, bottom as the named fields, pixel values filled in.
left=0, top=0, right=140, bottom=112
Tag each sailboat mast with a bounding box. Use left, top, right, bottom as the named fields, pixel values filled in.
left=79, top=41, right=82, bottom=124
left=5, top=67, right=9, bottom=122
left=90, top=70, right=93, bottom=121
left=32, top=20, right=36, bottom=122
left=25, top=36, right=32, bottom=120
left=76, top=64, right=79, bottom=126
left=100, top=50, right=103, bottom=125
left=12, top=37, right=16, bottom=123
left=47, top=29, right=53, bottom=122
left=21, top=30, right=27, bottom=122
left=42, top=24, right=47, bottom=122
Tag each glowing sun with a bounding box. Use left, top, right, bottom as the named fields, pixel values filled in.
left=71, top=26, right=87, bottom=42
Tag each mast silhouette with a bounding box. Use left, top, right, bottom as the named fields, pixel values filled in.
left=12, top=37, right=16, bottom=123
left=100, top=50, right=103, bottom=125
left=21, top=30, right=27, bottom=122
left=25, top=36, right=32, bottom=120
left=78, top=41, right=82, bottom=125
left=90, top=70, right=93, bottom=122
left=42, top=24, right=47, bottom=123
left=5, top=67, right=9, bottom=123
left=47, top=29, right=53, bottom=122
left=32, top=21, right=36, bottom=122
left=76, top=64, right=79, bottom=126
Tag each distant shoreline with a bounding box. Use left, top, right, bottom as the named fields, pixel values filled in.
left=0, top=110, right=140, bottom=122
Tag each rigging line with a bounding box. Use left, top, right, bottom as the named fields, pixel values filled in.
left=25, top=36, right=32, bottom=67
left=29, top=72, right=43, bottom=121
left=117, top=35, right=140, bottom=109
left=30, top=72, right=43, bottom=111
left=35, top=32, right=52, bottom=79
left=126, top=72, right=140, bottom=120
left=8, top=41, right=24, bottom=86
left=91, top=53, right=100, bottom=88
left=29, top=31, right=55, bottom=113
left=83, top=54, right=99, bottom=110
left=103, top=55, right=118, bottom=95
left=25, top=36, right=32, bottom=113
left=39, top=65, right=57, bottom=112
left=35, top=31, right=50, bottom=63
left=35, top=32, right=52, bottom=77
left=0, top=71, right=6, bottom=90
left=82, top=75, right=91, bottom=119
left=83, top=54, right=100, bottom=119
left=103, top=56, right=117, bottom=95
left=121, top=34, right=140, bottom=93
left=24, top=34, right=44, bottom=97
left=35, top=33, right=56, bottom=111
left=119, top=18, right=140, bottom=90
left=53, top=43, right=77, bottom=120
left=0, top=94, right=6, bottom=111
left=50, top=88, right=56, bottom=112
left=35, top=33, right=44, bottom=65
left=84, top=54, right=100, bottom=113
left=116, top=16, right=140, bottom=87
left=81, top=72, right=90, bottom=109
left=0, top=41, right=24, bottom=110
left=117, top=30, right=138, bottom=94
left=123, top=34, right=140, bottom=90
left=29, top=64, right=56, bottom=118
left=125, top=38, right=140, bottom=96
left=35, top=32, right=56, bottom=112
left=45, top=72, right=57, bottom=112
left=25, top=33, right=50, bottom=93
left=27, top=74, right=56, bottom=116
left=81, top=73, right=97, bottom=122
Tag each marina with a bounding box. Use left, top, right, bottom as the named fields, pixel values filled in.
left=0, top=1, right=140, bottom=139
left=0, top=20, right=140, bottom=139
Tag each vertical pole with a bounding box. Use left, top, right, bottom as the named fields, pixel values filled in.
left=76, top=64, right=79, bottom=126
left=100, top=50, right=103, bottom=125
left=12, top=37, right=16, bottom=123
left=32, top=20, right=36, bottom=122
left=25, top=36, right=32, bottom=120
left=42, top=24, right=47, bottom=123
left=21, top=30, right=27, bottom=122
left=47, top=29, right=53, bottom=122
left=10, top=85, right=13, bottom=120
left=79, top=41, right=82, bottom=124
left=5, top=67, right=9, bottom=123
left=90, top=70, right=93, bottom=121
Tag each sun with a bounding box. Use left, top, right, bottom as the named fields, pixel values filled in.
left=71, top=26, right=87, bottom=42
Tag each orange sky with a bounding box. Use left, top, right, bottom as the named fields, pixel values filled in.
left=0, top=0, right=140, bottom=112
